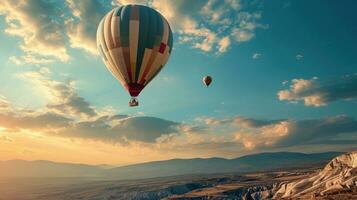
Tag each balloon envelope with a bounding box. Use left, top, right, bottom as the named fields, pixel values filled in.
left=97, top=5, right=173, bottom=97
left=203, top=76, right=212, bottom=87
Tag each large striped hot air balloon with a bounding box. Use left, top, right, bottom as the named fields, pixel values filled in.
left=97, top=5, right=173, bottom=106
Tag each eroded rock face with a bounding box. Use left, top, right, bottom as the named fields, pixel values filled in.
left=222, top=185, right=277, bottom=200
left=273, top=151, right=357, bottom=199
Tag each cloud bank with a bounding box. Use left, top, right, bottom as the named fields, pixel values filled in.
left=0, top=69, right=185, bottom=144
left=278, top=74, right=357, bottom=106
left=196, top=115, right=357, bottom=150
left=1, top=72, right=356, bottom=158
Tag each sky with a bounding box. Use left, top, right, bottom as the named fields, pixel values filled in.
left=0, top=0, right=356, bottom=165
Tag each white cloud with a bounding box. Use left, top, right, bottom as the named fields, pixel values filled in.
left=9, top=55, right=54, bottom=65
left=282, top=80, right=289, bottom=85
left=179, top=17, right=217, bottom=52
left=66, top=0, right=110, bottom=55
left=0, top=0, right=70, bottom=62
left=151, top=0, right=265, bottom=54
left=252, top=53, right=261, bottom=59
left=218, top=36, right=231, bottom=53
left=296, top=54, right=303, bottom=60
left=204, top=115, right=357, bottom=150
left=278, top=74, right=357, bottom=106
left=278, top=78, right=325, bottom=106
left=201, top=0, right=239, bottom=24
left=231, top=28, right=254, bottom=42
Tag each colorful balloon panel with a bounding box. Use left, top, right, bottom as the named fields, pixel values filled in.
left=97, top=5, right=173, bottom=97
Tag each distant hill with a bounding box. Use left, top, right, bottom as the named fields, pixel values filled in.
left=0, top=160, right=104, bottom=178
left=106, top=152, right=343, bottom=179
left=0, top=152, right=343, bottom=179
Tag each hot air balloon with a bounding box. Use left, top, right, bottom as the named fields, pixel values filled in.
left=97, top=5, right=173, bottom=107
left=203, top=76, right=212, bottom=87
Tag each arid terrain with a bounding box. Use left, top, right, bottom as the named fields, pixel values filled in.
left=0, top=152, right=355, bottom=200
left=0, top=169, right=313, bottom=200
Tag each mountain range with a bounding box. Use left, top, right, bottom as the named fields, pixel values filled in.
left=0, top=151, right=343, bottom=180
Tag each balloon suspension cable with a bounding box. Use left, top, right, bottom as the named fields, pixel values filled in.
left=129, top=97, right=139, bottom=107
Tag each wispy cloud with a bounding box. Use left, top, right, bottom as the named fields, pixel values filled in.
left=66, top=0, right=110, bottom=55
left=0, top=135, right=14, bottom=143
left=0, top=96, right=10, bottom=112
left=17, top=69, right=97, bottom=118
left=197, top=116, right=284, bottom=128
left=278, top=74, right=357, bottom=106
left=0, top=0, right=70, bottom=63
left=296, top=54, right=303, bottom=60
left=9, top=55, right=54, bottom=66
left=252, top=53, right=261, bottom=59
left=0, top=0, right=112, bottom=64
left=0, top=0, right=266, bottom=63
left=218, top=36, right=231, bottom=53
left=140, top=0, right=266, bottom=53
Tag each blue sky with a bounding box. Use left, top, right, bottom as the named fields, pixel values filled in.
left=0, top=0, right=356, bottom=165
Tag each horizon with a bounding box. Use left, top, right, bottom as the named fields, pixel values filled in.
left=0, top=0, right=357, bottom=166
left=0, top=150, right=350, bottom=167
left=0, top=151, right=347, bottom=169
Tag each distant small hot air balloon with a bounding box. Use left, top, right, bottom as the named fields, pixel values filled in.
left=203, top=76, right=212, bottom=87
left=97, top=5, right=173, bottom=107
